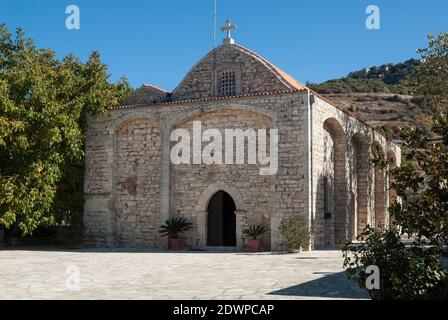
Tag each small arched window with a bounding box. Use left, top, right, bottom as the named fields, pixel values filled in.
left=219, top=69, right=236, bottom=96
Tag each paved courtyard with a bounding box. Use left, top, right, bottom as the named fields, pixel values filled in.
left=0, top=248, right=368, bottom=300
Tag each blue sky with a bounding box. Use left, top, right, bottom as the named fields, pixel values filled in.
left=1, top=0, right=447, bottom=90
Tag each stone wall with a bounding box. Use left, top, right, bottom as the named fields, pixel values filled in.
left=113, top=118, right=161, bottom=247
left=84, top=91, right=310, bottom=250
left=311, top=95, right=401, bottom=248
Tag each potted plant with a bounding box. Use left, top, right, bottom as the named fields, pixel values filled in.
left=278, top=216, right=310, bottom=253
left=242, top=224, right=266, bottom=252
left=159, top=217, right=193, bottom=250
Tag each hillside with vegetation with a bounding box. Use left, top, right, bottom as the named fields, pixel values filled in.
left=308, top=59, right=432, bottom=139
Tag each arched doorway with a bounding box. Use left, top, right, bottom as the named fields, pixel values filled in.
left=207, top=190, right=236, bottom=246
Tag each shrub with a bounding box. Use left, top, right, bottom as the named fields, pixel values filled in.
left=410, top=95, right=428, bottom=108
left=387, top=95, right=406, bottom=103
left=342, top=227, right=448, bottom=300
left=278, top=216, right=310, bottom=251
left=348, top=104, right=358, bottom=112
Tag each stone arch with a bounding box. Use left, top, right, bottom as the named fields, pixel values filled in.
left=372, top=142, right=387, bottom=230
left=169, top=104, right=273, bottom=129
left=194, top=181, right=246, bottom=248
left=113, top=111, right=159, bottom=133
left=196, top=181, right=245, bottom=212
left=351, top=133, right=369, bottom=238
left=321, top=118, right=348, bottom=245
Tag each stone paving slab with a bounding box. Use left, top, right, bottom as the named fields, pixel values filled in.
left=0, top=248, right=368, bottom=300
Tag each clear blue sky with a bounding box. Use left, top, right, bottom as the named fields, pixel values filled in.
left=1, top=0, right=447, bottom=90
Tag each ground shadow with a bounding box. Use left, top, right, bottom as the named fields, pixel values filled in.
left=268, top=271, right=369, bottom=299
left=0, top=246, right=273, bottom=254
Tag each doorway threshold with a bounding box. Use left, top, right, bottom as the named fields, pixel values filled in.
left=202, top=246, right=239, bottom=252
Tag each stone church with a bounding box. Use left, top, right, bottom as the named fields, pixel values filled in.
left=84, top=20, right=401, bottom=251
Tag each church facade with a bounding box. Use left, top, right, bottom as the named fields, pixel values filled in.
left=83, top=23, right=400, bottom=250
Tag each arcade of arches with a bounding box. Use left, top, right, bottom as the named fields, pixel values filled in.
left=316, top=118, right=398, bottom=247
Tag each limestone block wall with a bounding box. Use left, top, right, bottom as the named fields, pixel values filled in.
left=84, top=91, right=311, bottom=250
left=113, top=118, right=161, bottom=247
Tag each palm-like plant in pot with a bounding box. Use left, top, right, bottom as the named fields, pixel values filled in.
left=159, top=217, right=193, bottom=250
left=242, top=224, right=266, bottom=252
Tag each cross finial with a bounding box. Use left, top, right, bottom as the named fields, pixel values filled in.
left=221, top=18, right=237, bottom=45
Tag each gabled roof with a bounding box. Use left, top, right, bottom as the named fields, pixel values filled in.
left=142, top=84, right=167, bottom=94
left=116, top=43, right=397, bottom=146
left=233, top=44, right=307, bottom=91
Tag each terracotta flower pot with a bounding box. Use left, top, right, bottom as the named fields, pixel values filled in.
left=248, top=239, right=261, bottom=252
left=169, top=238, right=183, bottom=250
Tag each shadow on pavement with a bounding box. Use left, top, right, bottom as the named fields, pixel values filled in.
left=268, top=271, right=369, bottom=299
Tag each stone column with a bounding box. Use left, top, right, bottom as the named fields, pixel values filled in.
left=374, top=167, right=387, bottom=229
left=83, top=117, right=115, bottom=247
left=195, top=210, right=208, bottom=248
left=158, top=119, right=171, bottom=249
left=270, top=109, right=281, bottom=251
left=384, top=169, right=391, bottom=228
left=235, top=210, right=247, bottom=249
left=367, top=165, right=376, bottom=228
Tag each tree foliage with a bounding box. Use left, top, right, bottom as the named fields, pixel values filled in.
left=0, top=24, right=132, bottom=235
left=343, top=32, right=448, bottom=299
left=343, top=228, right=447, bottom=300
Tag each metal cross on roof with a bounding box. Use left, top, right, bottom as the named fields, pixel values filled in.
left=221, top=18, right=237, bottom=45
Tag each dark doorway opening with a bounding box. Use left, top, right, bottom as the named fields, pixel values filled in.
left=207, top=190, right=236, bottom=246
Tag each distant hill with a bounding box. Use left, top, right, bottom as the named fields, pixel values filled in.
left=307, top=59, right=431, bottom=140
left=308, top=59, right=420, bottom=95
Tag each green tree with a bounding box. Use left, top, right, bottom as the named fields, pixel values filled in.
left=388, top=32, right=448, bottom=246
left=343, top=32, right=448, bottom=299
left=0, top=24, right=132, bottom=237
